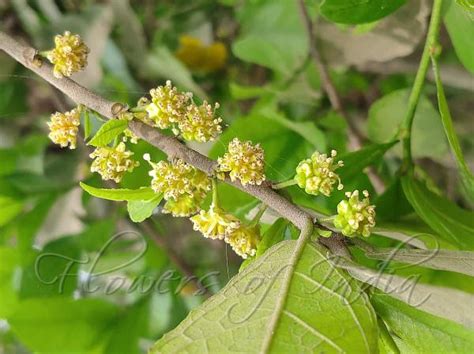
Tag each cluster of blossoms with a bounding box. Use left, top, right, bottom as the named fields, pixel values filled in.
left=217, top=138, right=266, bottom=186
left=140, top=81, right=222, bottom=142
left=144, top=155, right=211, bottom=217
left=295, top=150, right=344, bottom=196
left=191, top=204, right=260, bottom=259
left=89, top=142, right=139, bottom=183
left=334, top=190, right=376, bottom=237
left=47, top=108, right=80, bottom=149
left=45, top=31, right=89, bottom=78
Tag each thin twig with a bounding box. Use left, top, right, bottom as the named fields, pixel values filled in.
left=297, top=1, right=385, bottom=194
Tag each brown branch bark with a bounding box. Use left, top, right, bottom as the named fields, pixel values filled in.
left=0, top=30, right=312, bottom=231
left=297, top=1, right=386, bottom=194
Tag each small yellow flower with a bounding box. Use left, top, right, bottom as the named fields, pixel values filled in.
left=46, top=31, right=89, bottom=78
left=47, top=108, right=80, bottom=149
left=217, top=138, right=266, bottom=186
left=122, top=129, right=139, bottom=144
left=90, top=142, right=139, bottom=183
left=225, top=225, right=260, bottom=259
left=178, top=101, right=222, bottom=142
left=334, top=190, right=376, bottom=237
left=144, top=155, right=211, bottom=201
left=191, top=204, right=240, bottom=240
left=175, top=35, right=227, bottom=73
left=162, top=193, right=204, bottom=217
left=295, top=150, right=344, bottom=196
left=145, top=81, right=192, bottom=129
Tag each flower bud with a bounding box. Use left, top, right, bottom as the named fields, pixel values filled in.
left=47, top=31, right=89, bottom=78
left=47, top=108, right=80, bottom=149
left=295, top=150, right=343, bottom=196
left=334, top=190, right=376, bottom=237
left=89, top=142, right=139, bottom=183
left=217, top=138, right=266, bottom=186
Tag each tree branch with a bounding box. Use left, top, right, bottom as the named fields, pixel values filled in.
left=297, top=1, right=386, bottom=193
left=0, top=30, right=313, bottom=231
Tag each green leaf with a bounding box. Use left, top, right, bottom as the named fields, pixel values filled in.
left=431, top=55, right=474, bottom=201
left=83, top=109, right=91, bottom=139
left=256, top=218, right=289, bottom=257
left=8, top=298, right=119, bottom=353
left=0, top=247, right=19, bottom=317
left=80, top=182, right=156, bottom=201
left=232, top=0, right=308, bottom=76
left=372, top=294, right=474, bottom=353
left=127, top=194, right=163, bottom=223
left=368, top=89, right=448, bottom=160
left=444, top=1, right=474, bottom=74
left=0, top=79, right=27, bottom=119
left=338, top=142, right=396, bottom=181
left=151, top=240, right=378, bottom=353
left=320, top=0, right=406, bottom=24
left=357, top=242, right=474, bottom=276
left=0, top=195, right=23, bottom=227
left=87, top=119, right=128, bottom=147
left=401, top=176, right=474, bottom=250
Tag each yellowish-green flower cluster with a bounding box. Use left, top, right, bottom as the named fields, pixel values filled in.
left=47, top=108, right=80, bottom=149
left=179, top=101, right=222, bottom=142
left=217, top=138, right=266, bottom=186
left=225, top=224, right=260, bottom=259
left=191, top=203, right=260, bottom=258
left=90, top=142, right=139, bottom=183
left=191, top=204, right=240, bottom=240
left=140, top=81, right=222, bottom=142
left=334, top=190, right=376, bottom=237
left=295, top=150, right=343, bottom=196
left=46, top=31, right=89, bottom=78
left=144, top=155, right=211, bottom=216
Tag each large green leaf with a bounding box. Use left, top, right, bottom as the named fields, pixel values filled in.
left=431, top=55, right=474, bottom=201
left=368, top=89, right=448, bottom=160
left=8, top=297, right=119, bottom=353
left=401, top=176, right=474, bottom=250
left=372, top=294, right=474, bottom=353
left=0, top=195, right=23, bottom=227
left=232, top=0, right=308, bottom=76
left=0, top=247, right=18, bottom=317
left=444, top=1, right=474, bottom=74
left=151, top=240, right=378, bottom=353
left=320, top=0, right=406, bottom=24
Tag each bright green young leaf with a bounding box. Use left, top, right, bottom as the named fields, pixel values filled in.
left=368, top=89, right=448, bottom=160
left=87, top=119, right=128, bottom=147
left=83, top=109, right=92, bottom=139
left=338, top=141, right=396, bottom=181
left=80, top=182, right=157, bottom=201
left=232, top=0, right=308, bottom=77
left=444, top=1, right=474, bottom=74
left=320, top=0, right=406, bottom=24
left=151, top=240, right=378, bottom=353
left=401, top=176, right=474, bottom=250
left=0, top=195, right=23, bottom=227
left=431, top=55, right=474, bottom=201
left=372, top=294, right=474, bottom=353
left=8, top=298, right=119, bottom=353
left=127, top=194, right=163, bottom=223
